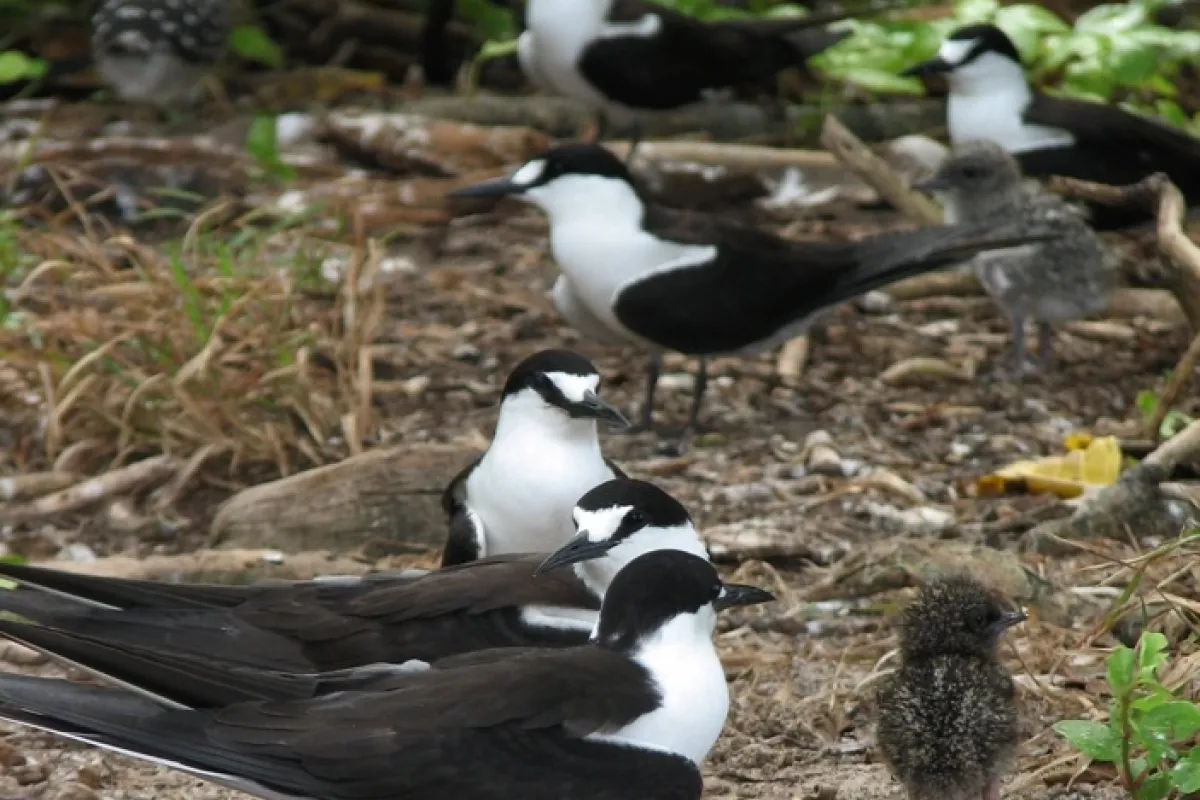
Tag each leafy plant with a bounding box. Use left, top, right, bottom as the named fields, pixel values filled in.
left=229, top=24, right=286, bottom=69
left=245, top=114, right=297, bottom=183
left=1055, top=632, right=1200, bottom=799
left=1136, top=388, right=1195, bottom=438
left=0, top=49, right=45, bottom=84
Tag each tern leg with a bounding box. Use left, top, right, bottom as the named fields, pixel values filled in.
left=983, top=777, right=1001, bottom=800
left=1035, top=320, right=1055, bottom=368
left=625, top=121, right=644, bottom=165
left=1006, top=313, right=1034, bottom=376
left=621, top=350, right=663, bottom=434
left=686, top=357, right=708, bottom=432
left=591, top=111, right=608, bottom=143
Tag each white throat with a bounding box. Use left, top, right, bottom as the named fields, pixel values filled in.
left=466, top=390, right=613, bottom=556
left=588, top=608, right=729, bottom=765
left=943, top=51, right=1074, bottom=153
left=576, top=524, right=709, bottom=598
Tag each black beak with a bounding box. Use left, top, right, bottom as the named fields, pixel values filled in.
left=912, top=175, right=950, bottom=194
left=570, top=391, right=631, bottom=430
left=534, top=531, right=616, bottom=577
left=989, top=609, right=1028, bottom=637
left=901, top=56, right=953, bottom=78
left=714, top=583, right=775, bottom=612
left=448, top=176, right=525, bottom=200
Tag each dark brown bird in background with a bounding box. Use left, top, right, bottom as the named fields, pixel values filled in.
left=875, top=576, right=1026, bottom=800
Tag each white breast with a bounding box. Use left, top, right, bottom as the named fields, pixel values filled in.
left=588, top=610, right=729, bottom=765
left=466, top=425, right=615, bottom=556
left=944, top=52, right=1074, bottom=153
left=523, top=0, right=609, bottom=107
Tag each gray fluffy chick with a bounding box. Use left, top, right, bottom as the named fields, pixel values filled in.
left=92, top=0, right=230, bottom=106
left=875, top=575, right=1026, bottom=800
left=916, top=140, right=1115, bottom=374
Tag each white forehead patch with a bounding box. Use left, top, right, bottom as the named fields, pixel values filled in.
left=600, top=13, right=662, bottom=40
left=511, top=159, right=547, bottom=187
left=574, top=505, right=633, bottom=542
left=547, top=371, right=599, bottom=404
left=938, top=38, right=977, bottom=67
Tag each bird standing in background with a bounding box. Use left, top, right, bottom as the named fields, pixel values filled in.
left=518, top=0, right=849, bottom=158
left=915, top=140, right=1114, bottom=374
left=441, top=348, right=628, bottom=566
left=0, top=550, right=773, bottom=800
left=451, top=144, right=1058, bottom=433
left=91, top=0, right=231, bottom=106
left=875, top=575, right=1026, bottom=800
left=902, top=23, right=1200, bottom=230
left=0, top=478, right=708, bottom=707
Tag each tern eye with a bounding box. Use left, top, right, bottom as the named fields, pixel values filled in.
left=626, top=509, right=649, bottom=528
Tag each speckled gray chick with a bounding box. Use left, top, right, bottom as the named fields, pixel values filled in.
left=916, top=139, right=1115, bottom=373
left=92, top=0, right=230, bottom=105
left=875, top=575, right=1026, bottom=800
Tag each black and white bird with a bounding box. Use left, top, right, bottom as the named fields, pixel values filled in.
left=0, top=478, right=709, bottom=709
left=875, top=575, right=1025, bottom=800
left=441, top=348, right=627, bottom=566
left=915, top=140, right=1115, bottom=374
left=0, top=549, right=772, bottom=800
left=451, top=143, right=1058, bottom=432
left=902, top=23, right=1200, bottom=230
left=91, top=0, right=230, bottom=105
left=518, top=0, right=849, bottom=157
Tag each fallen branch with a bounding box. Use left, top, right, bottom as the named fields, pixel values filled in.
left=0, top=456, right=177, bottom=525
left=818, top=114, right=943, bottom=225
left=1148, top=330, right=1200, bottom=440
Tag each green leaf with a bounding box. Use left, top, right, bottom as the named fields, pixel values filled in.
left=834, top=66, right=926, bottom=94
left=0, top=50, right=44, bottom=84
left=1171, top=747, right=1200, bottom=792
left=1141, top=702, right=1200, bottom=743
left=1138, top=632, right=1169, bottom=679
left=229, top=24, right=285, bottom=69
left=1136, top=772, right=1172, bottom=800
left=1053, top=720, right=1121, bottom=762
left=1110, top=43, right=1160, bottom=86
left=1107, top=645, right=1136, bottom=696
left=245, top=115, right=296, bottom=182
left=1137, top=389, right=1160, bottom=420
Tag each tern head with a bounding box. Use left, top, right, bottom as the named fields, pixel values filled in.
left=592, top=549, right=774, bottom=652
left=901, top=24, right=1026, bottom=93
left=914, top=140, right=1023, bottom=215
left=534, top=478, right=710, bottom=593
left=449, top=144, right=643, bottom=227
left=497, top=348, right=629, bottom=433
left=897, top=575, right=1026, bottom=661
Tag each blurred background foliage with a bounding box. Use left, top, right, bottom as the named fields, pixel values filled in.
left=1, top=0, right=1200, bottom=131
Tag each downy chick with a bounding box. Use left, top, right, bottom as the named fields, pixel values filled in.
left=916, top=139, right=1114, bottom=374
left=875, top=575, right=1026, bottom=800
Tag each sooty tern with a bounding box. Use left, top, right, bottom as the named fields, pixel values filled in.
left=441, top=348, right=627, bottom=566
left=0, top=549, right=772, bottom=800
left=0, top=478, right=708, bottom=709
left=519, top=0, right=849, bottom=158
left=92, top=0, right=229, bottom=105
left=916, top=140, right=1114, bottom=374
left=903, top=23, right=1200, bottom=230
left=875, top=575, right=1025, bottom=800
left=451, top=143, right=1059, bottom=432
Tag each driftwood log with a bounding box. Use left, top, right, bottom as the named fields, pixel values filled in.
left=209, top=443, right=479, bottom=553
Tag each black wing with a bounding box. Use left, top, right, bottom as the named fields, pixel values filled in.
left=0, top=653, right=703, bottom=800
left=440, top=454, right=487, bottom=566
left=1022, top=92, right=1200, bottom=196
left=616, top=210, right=1046, bottom=354
left=579, top=0, right=842, bottom=110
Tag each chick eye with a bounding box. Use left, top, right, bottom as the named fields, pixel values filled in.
left=626, top=509, right=649, bottom=528
left=960, top=165, right=985, bottom=179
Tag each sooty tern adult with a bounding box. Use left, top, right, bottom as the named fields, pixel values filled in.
left=0, top=478, right=709, bottom=709
left=902, top=23, right=1200, bottom=230
left=519, top=0, right=849, bottom=158
left=91, top=0, right=230, bottom=106
left=441, top=348, right=627, bottom=566
left=875, top=575, right=1026, bottom=800
left=451, top=143, right=1058, bottom=432
left=915, top=140, right=1114, bottom=374
left=0, top=549, right=772, bottom=800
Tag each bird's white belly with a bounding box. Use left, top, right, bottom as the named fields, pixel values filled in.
left=523, top=1, right=609, bottom=109
left=549, top=222, right=713, bottom=348
left=947, top=94, right=1074, bottom=154
left=551, top=276, right=632, bottom=346
left=467, top=444, right=614, bottom=555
